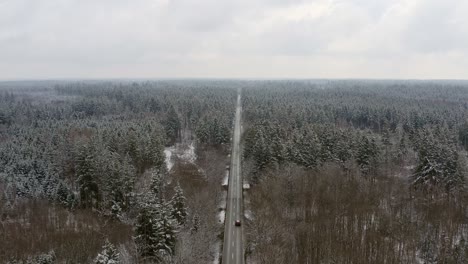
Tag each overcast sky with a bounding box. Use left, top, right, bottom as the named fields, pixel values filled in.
left=0, top=0, right=467, bottom=80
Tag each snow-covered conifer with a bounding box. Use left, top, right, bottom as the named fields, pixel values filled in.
left=170, top=182, right=187, bottom=225
left=94, top=240, right=120, bottom=264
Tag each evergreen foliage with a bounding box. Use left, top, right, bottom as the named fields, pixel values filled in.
left=412, top=129, right=465, bottom=192
left=76, top=144, right=100, bottom=208
left=94, top=240, right=120, bottom=264
left=170, top=182, right=188, bottom=225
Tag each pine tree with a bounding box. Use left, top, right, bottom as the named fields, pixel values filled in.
left=135, top=206, right=159, bottom=259
left=356, top=135, right=379, bottom=177
left=150, top=169, right=164, bottom=202
left=135, top=168, right=177, bottom=261
left=270, top=125, right=287, bottom=165
left=459, top=121, right=468, bottom=150
left=412, top=156, right=441, bottom=191
left=170, top=182, right=187, bottom=225
left=441, top=146, right=464, bottom=192
left=134, top=201, right=177, bottom=261
left=382, top=128, right=392, bottom=172
left=100, top=151, right=124, bottom=214
left=195, top=120, right=210, bottom=144
left=126, top=130, right=142, bottom=171
left=251, top=128, right=273, bottom=172
left=317, top=125, right=336, bottom=162
left=382, top=128, right=391, bottom=148
left=394, top=136, right=407, bottom=165
left=291, top=129, right=321, bottom=169
left=149, top=136, right=165, bottom=171
left=335, top=131, right=352, bottom=167
left=76, top=145, right=99, bottom=208
left=214, top=118, right=230, bottom=144
left=164, top=105, right=181, bottom=144
left=120, top=154, right=136, bottom=209
left=94, top=240, right=120, bottom=264
left=148, top=97, right=161, bottom=113
left=154, top=205, right=177, bottom=257
left=412, top=131, right=465, bottom=193
left=56, top=181, right=75, bottom=208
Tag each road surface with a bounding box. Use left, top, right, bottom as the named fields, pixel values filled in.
left=223, top=89, right=244, bottom=264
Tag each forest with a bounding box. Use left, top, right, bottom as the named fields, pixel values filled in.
left=1, top=79, right=468, bottom=263
left=241, top=80, right=468, bottom=263
left=0, top=80, right=236, bottom=263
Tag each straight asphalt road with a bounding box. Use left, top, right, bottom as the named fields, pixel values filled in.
left=222, top=89, right=244, bottom=264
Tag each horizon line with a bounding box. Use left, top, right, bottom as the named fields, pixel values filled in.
left=1, top=77, right=468, bottom=82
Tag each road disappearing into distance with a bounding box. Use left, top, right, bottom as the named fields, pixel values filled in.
left=223, top=89, right=244, bottom=264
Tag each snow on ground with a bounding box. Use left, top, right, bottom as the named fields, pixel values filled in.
left=222, top=171, right=229, bottom=187
left=217, top=210, right=225, bottom=224
left=245, top=210, right=254, bottom=221
left=179, top=142, right=196, bottom=163
left=164, top=142, right=197, bottom=172
left=218, top=192, right=227, bottom=210
left=212, top=241, right=221, bottom=264
left=164, top=148, right=175, bottom=172
left=243, top=182, right=250, bottom=190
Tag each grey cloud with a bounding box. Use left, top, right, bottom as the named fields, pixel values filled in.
left=402, top=0, right=468, bottom=53
left=0, top=0, right=467, bottom=79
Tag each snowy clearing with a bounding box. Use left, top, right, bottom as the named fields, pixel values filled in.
left=179, top=142, right=196, bottom=163
left=164, top=142, right=197, bottom=172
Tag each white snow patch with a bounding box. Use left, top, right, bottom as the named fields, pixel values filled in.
left=217, top=210, right=225, bottom=224
left=164, top=147, right=175, bottom=172
left=245, top=210, right=254, bottom=221
left=218, top=192, right=227, bottom=210
left=212, top=241, right=221, bottom=264
left=222, top=171, right=229, bottom=187
left=218, top=200, right=226, bottom=210
left=243, top=182, right=250, bottom=190
left=179, top=142, right=196, bottom=163
left=163, top=142, right=197, bottom=172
